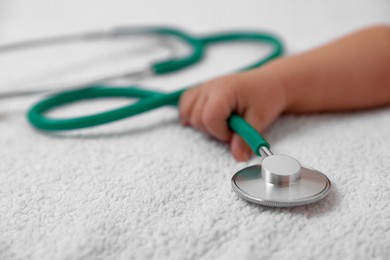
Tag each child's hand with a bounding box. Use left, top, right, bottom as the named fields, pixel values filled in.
left=180, top=26, right=390, bottom=161
left=179, top=69, right=287, bottom=161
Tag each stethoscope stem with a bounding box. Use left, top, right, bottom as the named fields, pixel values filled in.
left=259, top=146, right=273, bottom=157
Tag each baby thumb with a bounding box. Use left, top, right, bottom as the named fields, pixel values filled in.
left=231, top=134, right=252, bottom=161
left=230, top=113, right=266, bottom=161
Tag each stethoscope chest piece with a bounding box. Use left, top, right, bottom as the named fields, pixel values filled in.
left=231, top=153, right=331, bottom=207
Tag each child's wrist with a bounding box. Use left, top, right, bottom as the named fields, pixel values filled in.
left=262, top=58, right=300, bottom=113
left=260, top=62, right=291, bottom=113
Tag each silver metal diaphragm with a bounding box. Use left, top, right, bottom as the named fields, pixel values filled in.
left=231, top=154, right=331, bottom=207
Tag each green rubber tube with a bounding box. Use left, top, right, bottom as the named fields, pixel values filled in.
left=28, top=87, right=184, bottom=131
left=27, top=28, right=283, bottom=156
left=147, top=27, right=205, bottom=74
left=201, top=32, right=284, bottom=71
left=149, top=27, right=283, bottom=75
left=27, top=86, right=269, bottom=155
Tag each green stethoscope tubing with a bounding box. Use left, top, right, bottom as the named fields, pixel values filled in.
left=145, top=27, right=283, bottom=74
left=27, top=27, right=284, bottom=156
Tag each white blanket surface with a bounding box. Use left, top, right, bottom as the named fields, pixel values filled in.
left=0, top=1, right=389, bottom=259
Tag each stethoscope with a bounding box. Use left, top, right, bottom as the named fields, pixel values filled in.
left=1, top=26, right=331, bottom=207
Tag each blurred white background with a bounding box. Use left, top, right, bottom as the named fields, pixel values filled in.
left=0, top=0, right=389, bottom=93
left=1, top=0, right=389, bottom=50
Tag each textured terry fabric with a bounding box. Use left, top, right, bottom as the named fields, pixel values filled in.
left=0, top=96, right=389, bottom=260
left=1, top=1, right=390, bottom=258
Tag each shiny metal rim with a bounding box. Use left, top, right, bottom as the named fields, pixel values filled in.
left=231, top=166, right=331, bottom=207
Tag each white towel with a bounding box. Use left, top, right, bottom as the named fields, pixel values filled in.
left=1, top=1, right=389, bottom=259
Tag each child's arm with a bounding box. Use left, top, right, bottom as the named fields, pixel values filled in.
left=179, top=25, right=390, bottom=161
left=273, top=25, right=390, bottom=113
